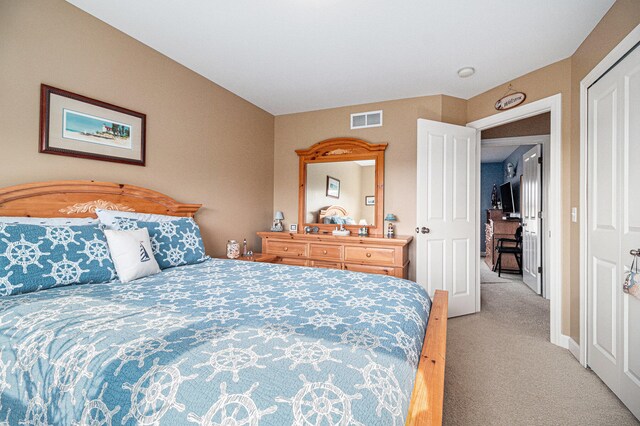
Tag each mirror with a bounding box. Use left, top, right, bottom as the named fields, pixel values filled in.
left=305, top=161, right=376, bottom=225
left=296, top=138, right=387, bottom=235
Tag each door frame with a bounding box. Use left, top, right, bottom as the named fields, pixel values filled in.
left=481, top=135, right=550, bottom=298
left=467, top=94, right=564, bottom=347
left=580, top=23, right=640, bottom=368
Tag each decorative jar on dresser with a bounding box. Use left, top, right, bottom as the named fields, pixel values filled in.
left=257, top=232, right=412, bottom=278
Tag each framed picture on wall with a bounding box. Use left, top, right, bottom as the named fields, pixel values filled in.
left=365, top=195, right=375, bottom=206
left=40, top=84, right=146, bottom=166
left=326, top=176, right=340, bottom=198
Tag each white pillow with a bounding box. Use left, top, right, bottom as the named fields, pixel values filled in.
left=0, top=216, right=98, bottom=225
left=104, top=228, right=161, bottom=283
left=96, top=209, right=179, bottom=230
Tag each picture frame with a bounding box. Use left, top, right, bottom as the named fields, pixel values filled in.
left=365, top=195, right=375, bottom=206
left=289, top=224, right=298, bottom=232
left=40, top=84, right=146, bottom=166
left=326, top=176, right=340, bottom=199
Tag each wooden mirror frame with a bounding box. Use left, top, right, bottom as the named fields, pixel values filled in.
left=296, top=138, right=387, bottom=236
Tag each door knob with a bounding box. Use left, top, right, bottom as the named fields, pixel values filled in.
left=631, top=248, right=640, bottom=257
left=421, top=227, right=430, bottom=234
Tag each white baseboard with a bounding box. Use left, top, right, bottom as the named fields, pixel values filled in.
left=557, top=333, right=570, bottom=349
left=568, top=337, right=581, bottom=362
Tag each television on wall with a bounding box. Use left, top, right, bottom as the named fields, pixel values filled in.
left=500, top=182, right=515, bottom=213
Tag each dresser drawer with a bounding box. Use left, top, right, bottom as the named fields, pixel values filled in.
left=258, top=232, right=412, bottom=279
left=344, top=263, right=396, bottom=276
left=267, top=241, right=307, bottom=257
left=275, top=257, right=309, bottom=266
left=309, top=244, right=342, bottom=260
left=310, top=260, right=342, bottom=270
left=344, top=246, right=396, bottom=266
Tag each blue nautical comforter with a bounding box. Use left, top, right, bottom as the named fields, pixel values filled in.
left=0, top=259, right=431, bottom=425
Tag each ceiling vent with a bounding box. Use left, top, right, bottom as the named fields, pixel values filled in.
left=350, top=110, right=383, bottom=129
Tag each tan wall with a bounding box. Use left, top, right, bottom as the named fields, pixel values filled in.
left=481, top=112, right=550, bottom=139
left=274, top=95, right=465, bottom=280
left=467, top=0, right=640, bottom=341
left=0, top=0, right=275, bottom=255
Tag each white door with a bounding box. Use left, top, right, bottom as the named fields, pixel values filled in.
left=587, top=45, right=640, bottom=419
left=521, top=145, right=542, bottom=294
left=416, top=119, right=478, bottom=317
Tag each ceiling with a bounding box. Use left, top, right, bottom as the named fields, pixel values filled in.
left=481, top=145, right=519, bottom=163
left=66, top=0, right=614, bottom=115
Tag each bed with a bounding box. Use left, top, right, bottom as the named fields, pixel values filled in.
left=318, top=205, right=350, bottom=224
left=0, top=180, right=447, bottom=425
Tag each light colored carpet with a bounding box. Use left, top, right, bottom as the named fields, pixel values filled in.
left=443, top=278, right=638, bottom=425
left=480, top=259, right=517, bottom=284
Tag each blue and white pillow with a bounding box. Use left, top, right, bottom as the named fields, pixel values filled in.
left=96, top=209, right=181, bottom=230
left=0, top=224, right=115, bottom=296
left=111, top=217, right=207, bottom=269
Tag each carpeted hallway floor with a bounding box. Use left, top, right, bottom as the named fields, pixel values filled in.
left=443, top=260, right=638, bottom=425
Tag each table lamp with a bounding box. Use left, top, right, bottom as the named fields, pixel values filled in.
left=271, top=211, right=284, bottom=232
left=385, top=213, right=397, bottom=238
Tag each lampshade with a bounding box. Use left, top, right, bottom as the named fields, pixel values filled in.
left=274, top=211, right=284, bottom=220
left=358, top=219, right=368, bottom=226
left=384, top=214, right=397, bottom=222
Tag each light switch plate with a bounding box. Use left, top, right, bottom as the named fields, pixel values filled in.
left=571, top=207, right=578, bottom=223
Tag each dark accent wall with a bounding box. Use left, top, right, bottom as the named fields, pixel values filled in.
left=501, top=145, right=535, bottom=212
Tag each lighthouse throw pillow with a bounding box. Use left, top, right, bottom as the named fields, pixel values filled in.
left=104, top=228, right=160, bottom=283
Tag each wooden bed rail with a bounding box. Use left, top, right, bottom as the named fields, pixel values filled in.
left=406, top=290, right=448, bottom=425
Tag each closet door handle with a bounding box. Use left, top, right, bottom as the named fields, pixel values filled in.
left=421, top=227, right=430, bottom=234
left=631, top=249, right=640, bottom=257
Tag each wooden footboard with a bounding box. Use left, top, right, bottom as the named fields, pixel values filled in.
left=406, top=290, right=448, bottom=425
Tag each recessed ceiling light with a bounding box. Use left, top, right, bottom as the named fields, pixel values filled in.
left=457, top=67, right=475, bottom=78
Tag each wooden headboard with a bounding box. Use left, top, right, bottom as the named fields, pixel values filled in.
left=0, top=180, right=201, bottom=218
left=318, top=205, right=348, bottom=222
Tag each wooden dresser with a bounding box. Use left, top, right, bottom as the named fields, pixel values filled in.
left=485, top=209, right=521, bottom=270
left=257, top=232, right=412, bottom=278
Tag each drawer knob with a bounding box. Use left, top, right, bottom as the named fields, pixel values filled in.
left=283, top=247, right=288, bottom=251
left=323, top=250, right=327, bottom=255
left=366, top=253, right=372, bottom=258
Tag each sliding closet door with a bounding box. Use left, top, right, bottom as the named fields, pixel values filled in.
left=619, top=46, right=640, bottom=419
left=587, top=45, right=640, bottom=419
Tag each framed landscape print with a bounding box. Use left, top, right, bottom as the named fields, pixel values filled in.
left=326, top=176, right=340, bottom=198
left=40, top=84, right=146, bottom=166
left=365, top=195, right=375, bottom=206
